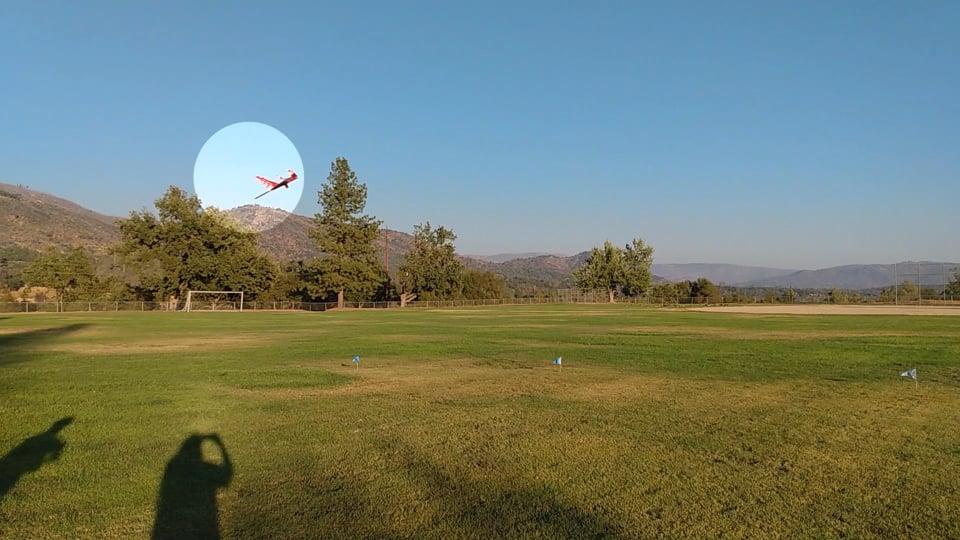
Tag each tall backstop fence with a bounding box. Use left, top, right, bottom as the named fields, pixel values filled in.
left=893, top=262, right=960, bottom=305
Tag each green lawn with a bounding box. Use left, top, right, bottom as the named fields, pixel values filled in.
left=1, top=305, right=959, bottom=538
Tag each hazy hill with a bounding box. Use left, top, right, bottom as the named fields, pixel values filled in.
left=0, top=182, right=119, bottom=253
left=3, top=184, right=953, bottom=292
left=0, top=185, right=419, bottom=274
left=225, top=205, right=414, bottom=272
left=740, top=262, right=960, bottom=289
left=466, top=252, right=563, bottom=263
left=225, top=205, right=318, bottom=261
left=465, top=252, right=591, bottom=288
left=651, top=263, right=797, bottom=285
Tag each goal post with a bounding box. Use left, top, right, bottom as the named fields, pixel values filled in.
left=184, top=291, right=244, bottom=312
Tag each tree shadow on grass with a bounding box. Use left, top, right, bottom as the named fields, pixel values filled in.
left=0, top=417, right=74, bottom=502
left=152, top=434, right=233, bottom=540
left=376, top=438, right=627, bottom=538
left=0, top=323, right=92, bottom=364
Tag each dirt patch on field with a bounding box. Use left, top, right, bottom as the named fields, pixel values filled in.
left=244, top=361, right=800, bottom=412
left=47, top=334, right=264, bottom=355
left=692, top=305, right=960, bottom=316
left=605, top=325, right=942, bottom=340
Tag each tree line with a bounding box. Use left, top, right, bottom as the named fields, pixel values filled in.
left=6, top=158, right=511, bottom=307
left=9, top=157, right=957, bottom=306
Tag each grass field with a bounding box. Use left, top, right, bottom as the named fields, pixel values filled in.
left=2, top=305, right=959, bottom=538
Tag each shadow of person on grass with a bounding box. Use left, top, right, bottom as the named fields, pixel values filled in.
left=0, top=417, right=74, bottom=501
left=0, top=323, right=92, bottom=364
left=152, top=434, right=233, bottom=540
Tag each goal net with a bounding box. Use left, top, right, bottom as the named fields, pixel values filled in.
left=184, top=291, right=244, bottom=312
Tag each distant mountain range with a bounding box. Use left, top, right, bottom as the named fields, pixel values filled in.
left=465, top=252, right=595, bottom=289
left=651, top=263, right=797, bottom=285
left=739, top=263, right=959, bottom=290
left=2, top=182, right=955, bottom=291
left=465, top=252, right=564, bottom=263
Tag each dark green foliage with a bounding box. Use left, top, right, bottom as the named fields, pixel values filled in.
left=399, top=222, right=464, bottom=300
left=620, top=239, right=655, bottom=296
left=574, top=241, right=623, bottom=302
left=257, top=261, right=315, bottom=302
left=573, top=238, right=654, bottom=301
left=946, top=272, right=960, bottom=297
left=648, top=278, right=720, bottom=302
left=690, top=277, right=720, bottom=301
left=0, top=246, right=39, bottom=289
left=21, top=248, right=113, bottom=302
left=461, top=269, right=506, bottom=299
left=311, top=158, right=384, bottom=305
left=115, top=186, right=275, bottom=304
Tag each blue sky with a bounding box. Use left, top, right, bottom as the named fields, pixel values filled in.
left=2, top=2, right=958, bottom=268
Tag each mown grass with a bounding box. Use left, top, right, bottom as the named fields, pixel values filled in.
left=1, top=305, right=958, bottom=538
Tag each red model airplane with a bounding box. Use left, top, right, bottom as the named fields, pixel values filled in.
left=254, top=169, right=299, bottom=199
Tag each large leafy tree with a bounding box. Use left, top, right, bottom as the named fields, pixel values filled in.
left=574, top=241, right=624, bottom=303
left=311, top=158, right=383, bottom=307
left=22, top=248, right=100, bottom=303
left=116, top=186, right=275, bottom=306
left=461, top=269, right=506, bottom=299
left=690, top=277, right=720, bottom=302
left=573, top=238, right=655, bottom=302
left=399, top=222, right=464, bottom=300
left=946, top=272, right=960, bottom=297
left=620, top=238, right=655, bottom=296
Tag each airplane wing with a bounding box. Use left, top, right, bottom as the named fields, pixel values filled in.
left=256, top=176, right=279, bottom=188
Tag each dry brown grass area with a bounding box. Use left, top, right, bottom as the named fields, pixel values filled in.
left=607, top=324, right=948, bottom=339
left=43, top=334, right=268, bottom=355
left=692, top=304, right=960, bottom=316
left=243, top=361, right=804, bottom=412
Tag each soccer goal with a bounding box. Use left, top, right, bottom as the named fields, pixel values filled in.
left=184, top=291, right=244, bottom=312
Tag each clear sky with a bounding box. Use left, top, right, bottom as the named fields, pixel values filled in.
left=2, top=2, right=958, bottom=268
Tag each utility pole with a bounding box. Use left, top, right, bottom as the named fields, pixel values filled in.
left=894, top=262, right=898, bottom=305
left=918, top=262, right=922, bottom=306
left=383, top=230, right=389, bottom=274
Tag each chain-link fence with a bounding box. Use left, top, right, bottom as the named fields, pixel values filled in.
left=892, top=262, right=960, bottom=305
left=5, top=292, right=960, bottom=313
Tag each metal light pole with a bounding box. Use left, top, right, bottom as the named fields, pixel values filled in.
left=894, top=262, right=898, bottom=305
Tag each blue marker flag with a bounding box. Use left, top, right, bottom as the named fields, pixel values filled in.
left=553, top=357, right=562, bottom=366
left=352, top=355, right=361, bottom=365
left=900, top=368, right=917, bottom=380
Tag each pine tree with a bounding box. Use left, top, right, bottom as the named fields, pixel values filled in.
left=311, top=158, right=383, bottom=307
